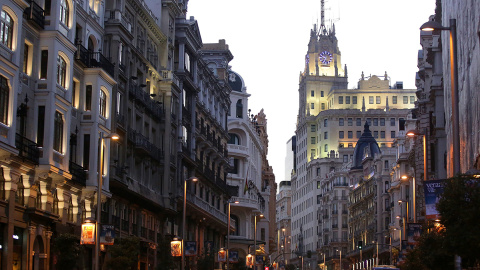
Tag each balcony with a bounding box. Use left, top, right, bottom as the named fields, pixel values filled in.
left=112, top=215, right=120, bottom=229
left=75, top=44, right=114, bottom=78
left=127, top=128, right=163, bottom=160
left=128, top=84, right=162, bottom=120
left=69, top=161, right=87, bottom=186
left=24, top=0, right=45, bottom=29
left=15, top=133, right=39, bottom=164
left=186, top=192, right=228, bottom=224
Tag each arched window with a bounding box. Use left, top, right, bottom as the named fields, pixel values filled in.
left=59, top=0, right=69, bottom=26
left=235, top=100, right=243, bottom=118
left=56, top=55, right=67, bottom=88
left=0, top=10, right=13, bottom=49
left=0, top=75, right=9, bottom=125
left=231, top=215, right=239, bottom=236
left=99, top=89, right=107, bottom=118
left=53, top=111, right=64, bottom=152
left=228, top=133, right=240, bottom=145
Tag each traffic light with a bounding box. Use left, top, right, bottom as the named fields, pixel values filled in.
left=358, top=240, right=363, bottom=250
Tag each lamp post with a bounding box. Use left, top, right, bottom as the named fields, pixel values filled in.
left=336, top=249, right=342, bottom=270
left=227, top=199, right=239, bottom=270
left=398, top=200, right=409, bottom=224
left=253, top=213, right=263, bottom=270
left=400, top=174, right=416, bottom=223
left=182, top=176, right=198, bottom=270
left=95, top=132, right=119, bottom=270
left=396, top=216, right=406, bottom=250
left=420, top=19, right=460, bottom=176
left=282, top=228, right=286, bottom=262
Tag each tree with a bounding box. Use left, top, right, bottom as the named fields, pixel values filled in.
left=52, top=233, right=81, bottom=270
left=436, top=175, right=480, bottom=267
left=104, top=236, right=140, bottom=270
left=400, top=225, right=453, bottom=270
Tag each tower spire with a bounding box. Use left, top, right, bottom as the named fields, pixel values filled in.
left=320, top=0, right=326, bottom=34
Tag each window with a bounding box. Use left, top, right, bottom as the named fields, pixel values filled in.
left=40, top=50, right=48, bottom=79
left=311, top=137, right=316, bottom=144
left=228, top=133, right=240, bottom=145
left=346, top=96, right=350, bottom=104
left=311, top=125, right=316, bottom=132
left=366, top=118, right=371, bottom=125
left=311, top=90, right=314, bottom=97
left=381, top=131, right=385, bottom=138
left=338, top=96, right=343, bottom=104
left=316, top=168, right=321, bottom=176
left=390, top=118, right=395, bottom=126
left=348, top=118, right=353, bottom=126
left=356, top=131, right=361, bottom=138
left=380, top=118, right=385, bottom=126
left=37, top=106, right=45, bottom=146
left=369, top=96, right=374, bottom=104
left=374, top=131, right=378, bottom=138
left=229, top=158, right=239, bottom=174
left=57, top=55, right=67, bottom=88
left=324, top=144, right=328, bottom=152
left=339, top=131, right=344, bottom=139
left=356, top=118, right=361, bottom=126
left=343, top=155, right=348, bottom=162
left=321, top=103, right=325, bottom=110
left=53, top=111, right=64, bottom=152
left=317, top=181, right=321, bottom=188
left=339, top=118, right=344, bottom=126
left=376, top=96, right=381, bottom=104
left=85, top=85, right=92, bottom=111
left=23, top=43, right=30, bottom=74
left=324, top=119, right=328, bottom=127
left=0, top=10, right=13, bottom=49
left=236, top=100, right=243, bottom=118
left=99, top=89, right=107, bottom=117
left=311, top=103, right=314, bottom=109
left=352, top=96, right=357, bottom=104
left=60, top=0, right=69, bottom=26
left=184, top=52, right=191, bottom=72
left=392, top=96, right=397, bottom=104
left=391, top=131, right=396, bottom=138
left=311, top=149, right=315, bottom=157
left=373, top=118, right=378, bottom=126
left=0, top=75, right=9, bottom=125
left=403, top=96, right=408, bottom=104
left=321, top=91, right=324, bottom=97
left=410, top=96, right=415, bottom=104
left=348, top=131, right=353, bottom=139
left=324, top=132, right=328, bottom=139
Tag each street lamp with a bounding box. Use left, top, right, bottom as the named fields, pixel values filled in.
left=336, top=249, right=342, bottom=270
left=396, top=216, right=406, bottom=251
left=400, top=174, right=416, bottom=223
left=253, top=213, right=264, bottom=268
left=420, top=19, right=460, bottom=177
left=95, top=132, right=119, bottom=270
left=398, top=200, right=409, bottom=224
left=227, top=199, right=239, bottom=270
left=182, top=176, right=198, bottom=270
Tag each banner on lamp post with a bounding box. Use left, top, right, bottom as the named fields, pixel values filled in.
left=423, top=179, right=445, bottom=220
left=185, top=241, right=197, bottom=256
left=229, top=250, right=239, bottom=263
left=100, top=225, right=115, bottom=245
left=81, top=223, right=96, bottom=245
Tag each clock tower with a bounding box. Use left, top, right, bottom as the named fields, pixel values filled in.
left=299, top=23, right=348, bottom=119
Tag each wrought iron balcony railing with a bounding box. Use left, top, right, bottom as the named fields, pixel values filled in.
left=69, top=161, right=87, bottom=186
left=24, top=0, right=45, bottom=29
left=75, top=44, right=114, bottom=77
left=15, top=133, right=39, bottom=164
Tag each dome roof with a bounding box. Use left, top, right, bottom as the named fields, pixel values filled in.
left=351, top=122, right=381, bottom=170
left=228, top=70, right=244, bottom=92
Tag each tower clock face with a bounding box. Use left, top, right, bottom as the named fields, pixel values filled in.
left=319, top=51, right=333, bottom=65
left=306, top=54, right=310, bottom=64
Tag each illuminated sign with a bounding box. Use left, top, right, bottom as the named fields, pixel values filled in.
left=81, top=223, right=96, bottom=245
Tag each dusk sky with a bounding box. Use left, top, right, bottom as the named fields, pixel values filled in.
left=188, top=0, right=436, bottom=182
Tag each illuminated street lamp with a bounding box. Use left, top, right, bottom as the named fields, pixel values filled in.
left=182, top=176, right=198, bottom=270
left=227, top=199, right=239, bottom=270
left=400, top=175, right=416, bottom=223
left=95, top=132, right=119, bottom=270
left=253, top=213, right=264, bottom=267
left=420, top=19, right=460, bottom=177
left=336, top=249, right=342, bottom=270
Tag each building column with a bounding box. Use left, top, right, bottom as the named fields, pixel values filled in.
left=2, top=166, right=20, bottom=270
